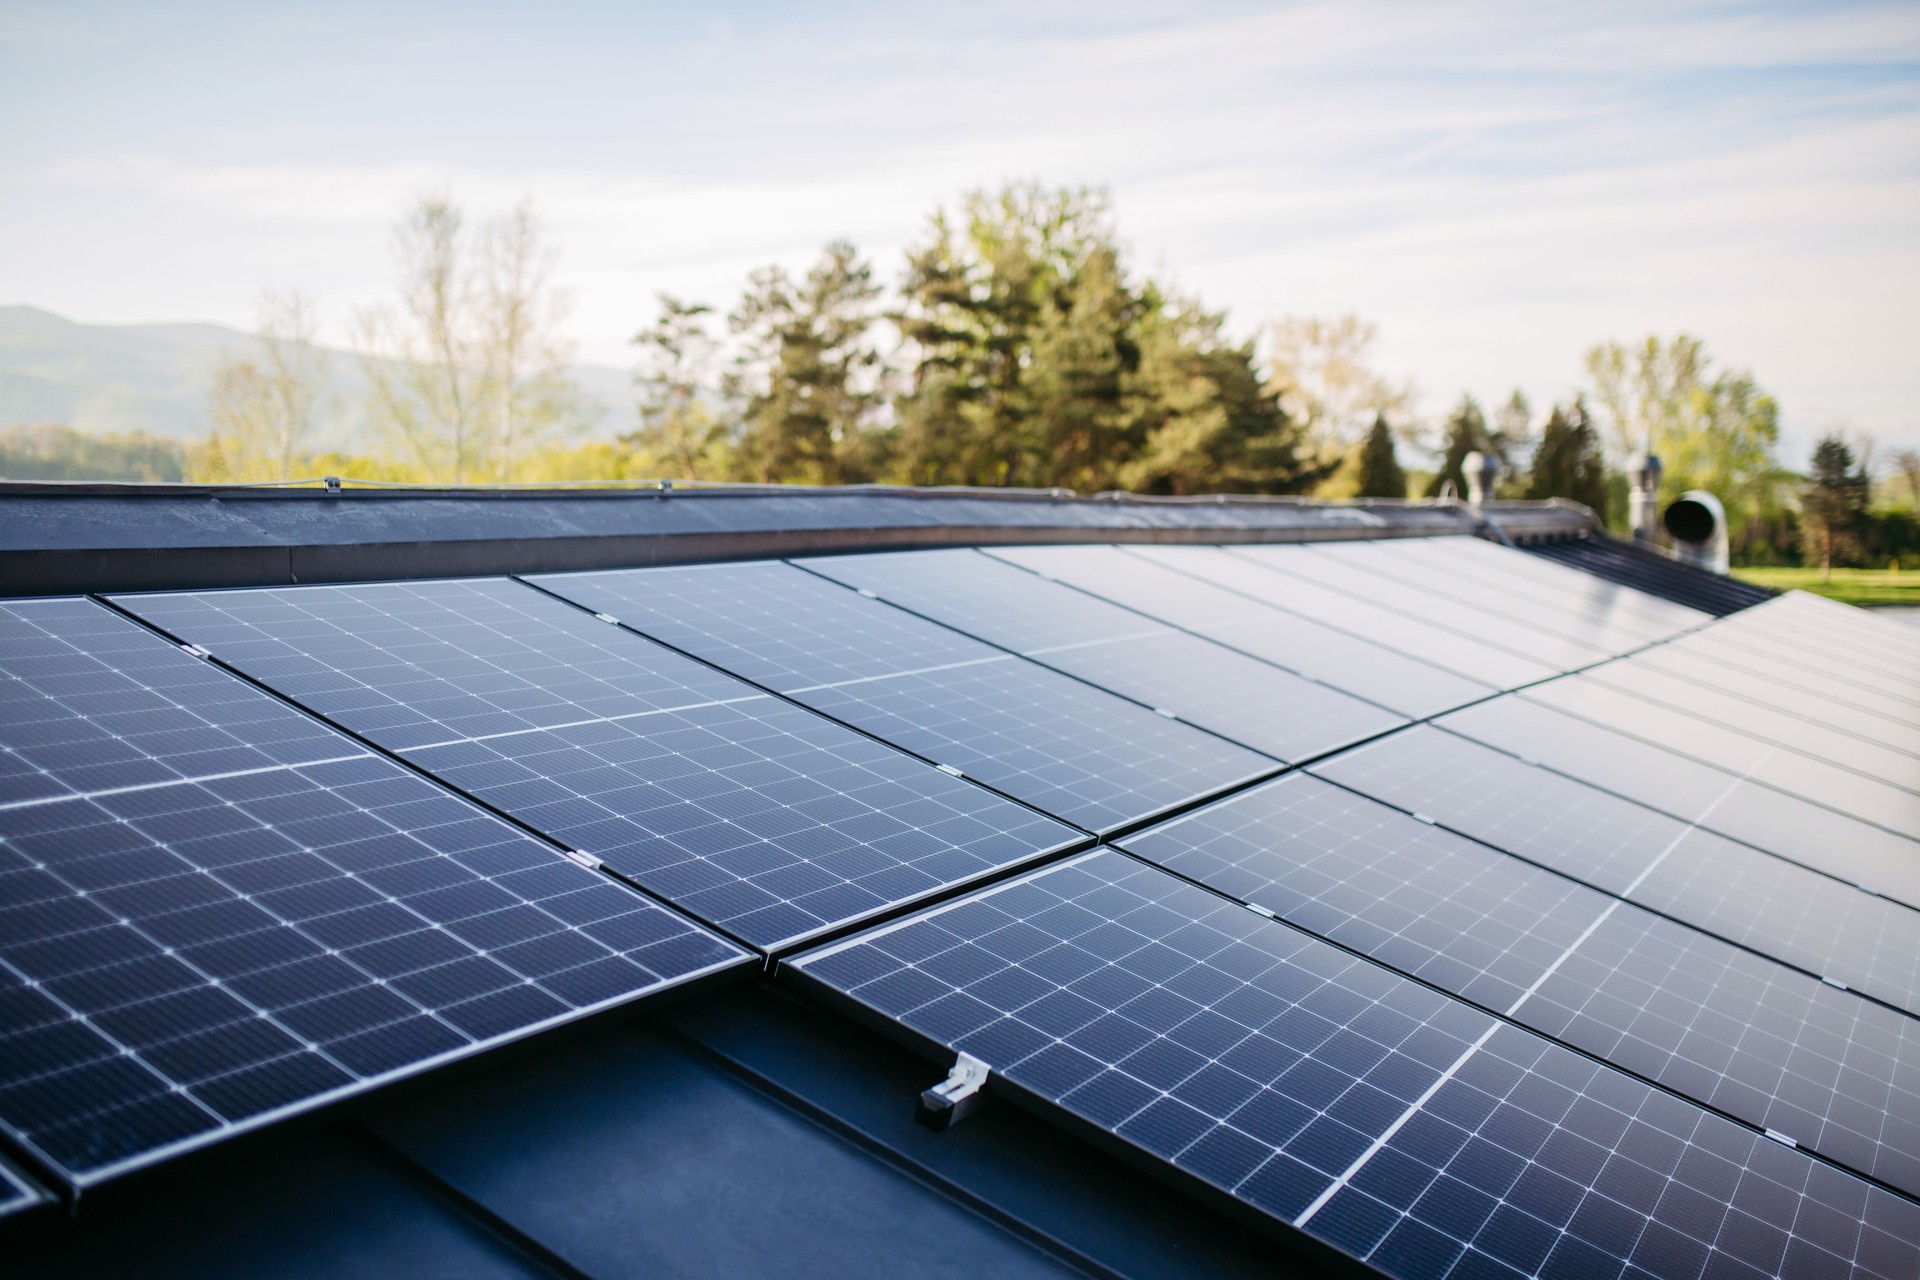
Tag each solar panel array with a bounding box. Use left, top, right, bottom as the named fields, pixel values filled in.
left=0, top=597, right=749, bottom=1190
left=529, top=562, right=1276, bottom=833
left=116, top=578, right=1082, bottom=951
left=5, top=531, right=1917, bottom=1279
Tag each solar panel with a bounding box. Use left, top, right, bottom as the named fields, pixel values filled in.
left=1104, top=543, right=1559, bottom=691
left=797, top=550, right=1406, bottom=757
left=1365, top=537, right=1711, bottom=638
left=115, top=579, right=1082, bottom=952
left=1629, top=644, right=1920, bottom=754
left=980, top=545, right=1500, bottom=715
left=1584, top=659, right=1920, bottom=786
left=787, top=850, right=1920, bottom=1279
left=0, top=1151, right=48, bottom=1218
left=1114, top=774, right=1920, bottom=1196
left=1439, top=696, right=1920, bottom=900
left=1664, top=632, right=1920, bottom=728
left=529, top=563, right=1276, bottom=834
left=1296, top=541, right=1663, bottom=655
left=0, top=597, right=749, bottom=1188
left=1225, top=545, right=1611, bottom=674
left=1310, top=726, right=1920, bottom=1016
left=1523, top=674, right=1920, bottom=813
left=1704, top=609, right=1920, bottom=692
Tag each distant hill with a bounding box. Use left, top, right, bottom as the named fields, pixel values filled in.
left=0, top=305, right=635, bottom=449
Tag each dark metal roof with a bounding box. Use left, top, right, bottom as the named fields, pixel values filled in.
left=14, top=986, right=1308, bottom=1280
left=0, top=482, right=1593, bottom=597
left=1524, top=532, right=1776, bottom=617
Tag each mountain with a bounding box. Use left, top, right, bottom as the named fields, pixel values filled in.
left=0, top=305, right=636, bottom=449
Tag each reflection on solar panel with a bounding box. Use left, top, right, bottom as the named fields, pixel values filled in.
left=0, top=597, right=748, bottom=1187
left=798, top=550, right=1406, bottom=756
left=977, top=544, right=1497, bottom=716
left=1115, top=774, right=1920, bottom=1196
left=531, top=563, right=1275, bottom=834
left=1301, top=541, right=1676, bottom=655
left=116, top=579, right=1081, bottom=951
left=1226, top=544, right=1613, bottom=673
left=1439, top=696, right=1920, bottom=901
left=789, top=851, right=1920, bottom=1279
left=1099, top=543, right=1558, bottom=691
left=1314, top=724, right=1920, bottom=1017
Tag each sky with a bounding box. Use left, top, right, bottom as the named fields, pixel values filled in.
left=3, top=0, right=1917, bottom=458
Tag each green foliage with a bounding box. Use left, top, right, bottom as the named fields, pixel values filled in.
left=628, top=295, right=730, bottom=480
left=1424, top=396, right=1486, bottom=498
left=1585, top=334, right=1793, bottom=559
left=0, top=423, right=186, bottom=481
left=1523, top=398, right=1608, bottom=513
left=1353, top=414, right=1407, bottom=498
left=1732, top=566, right=1920, bottom=607
left=1800, top=434, right=1871, bottom=573
left=728, top=241, right=886, bottom=485
left=889, top=183, right=1318, bottom=493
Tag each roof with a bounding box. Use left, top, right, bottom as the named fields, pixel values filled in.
left=5, top=487, right=1917, bottom=1280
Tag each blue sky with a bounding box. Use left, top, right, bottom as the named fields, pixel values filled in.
left=3, top=1, right=1917, bottom=455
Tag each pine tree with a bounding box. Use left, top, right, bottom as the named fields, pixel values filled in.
left=1425, top=396, right=1486, bottom=498
left=1801, top=435, right=1870, bottom=579
left=728, top=242, right=884, bottom=485
left=1354, top=413, right=1407, bottom=498
left=1524, top=397, right=1608, bottom=514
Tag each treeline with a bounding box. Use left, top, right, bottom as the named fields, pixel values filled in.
left=191, top=185, right=1322, bottom=495
left=71, top=179, right=1916, bottom=570
left=0, top=423, right=185, bottom=481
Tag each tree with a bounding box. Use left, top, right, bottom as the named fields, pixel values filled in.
left=891, top=182, right=1321, bottom=494
left=630, top=294, right=726, bottom=480
left=1524, top=398, right=1608, bottom=514
left=1425, top=396, right=1487, bottom=498
left=1263, top=315, right=1412, bottom=473
left=196, top=290, right=328, bottom=481
left=1489, top=389, right=1534, bottom=484
left=892, top=184, right=1113, bottom=487
left=1353, top=413, right=1407, bottom=498
left=1584, top=335, right=1791, bottom=550
left=729, top=241, right=885, bottom=485
left=1118, top=299, right=1321, bottom=496
left=358, top=194, right=579, bottom=483
left=1801, top=434, right=1870, bottom=579
left=477, top=200, right=578, bottom=481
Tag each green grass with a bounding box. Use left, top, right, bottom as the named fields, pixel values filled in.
left=1732, top=566, right=1920, bottom=607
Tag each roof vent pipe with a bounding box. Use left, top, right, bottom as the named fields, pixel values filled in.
left=1664, top=490, right=1729, bottom=574
left=1462, top=451, right=1500, bottom=506
left=1628, top=454, right=1663, bottom=545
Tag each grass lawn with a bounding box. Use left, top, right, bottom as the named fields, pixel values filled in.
left=1732, top=566, right=1920, bottom=608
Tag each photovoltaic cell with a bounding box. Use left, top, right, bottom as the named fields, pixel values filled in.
left=1105, top=543, right=1557, bottom=691
left=1705, top=610, right=1920, bottom=694
left=1298, top=541, right=1662, bottom=655
left=798, top=550, right=1406, bottom=757
left=0, top=597, right=748, bottom=1187
left=1629, top=645, right=1920, bottom=756
left=1524, top=674, right=1920, bottom=813
left=1368, top=536, right=1711, bottom=639
left=1583, top=660, right=1920, bottom=788
left=1440, top=695, right=1920, bottom=900
left=1665, top=632, right=1920, bottom=729
left=980, top=544, right=1497, bottom=716
left=1117, top=774, right=1611, bottom=1014
left=1226, top=545, right=1612, bottom=674
left=1310, top=726, right=1920, bottom=1015
left=1116, top=774, right=1920, bottom=1196
left=116, top=579, right=1081, bottom=951
left=788, top=851, right=1920, bottom=1279
left=531, top=563, right=1275, bottom=833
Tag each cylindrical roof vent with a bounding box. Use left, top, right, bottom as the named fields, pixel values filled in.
left=1663, top=490, right=1729, bottom=575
